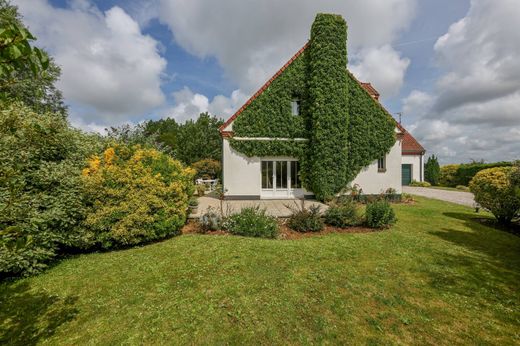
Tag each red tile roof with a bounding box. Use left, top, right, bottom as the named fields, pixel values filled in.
left=219, top=43, right=425, bottom=156
left=360, top=83, right=380, bottom=100
left=397, top=123, right=425, bottom=155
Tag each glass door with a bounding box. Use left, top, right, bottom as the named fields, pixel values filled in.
left=261, top=160, right=303, bottom=198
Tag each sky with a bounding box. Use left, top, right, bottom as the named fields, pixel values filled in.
left=12, top=0, right=520, bottom=164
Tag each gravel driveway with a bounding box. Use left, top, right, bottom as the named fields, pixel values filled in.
left=402, top=186, right=475, bottom=207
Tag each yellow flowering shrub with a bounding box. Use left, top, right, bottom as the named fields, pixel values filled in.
left=82, top=144, right=195, bottom=248
left=469, top=167, right=520, bottom=224
left=439, top=164, right=460, bottom=187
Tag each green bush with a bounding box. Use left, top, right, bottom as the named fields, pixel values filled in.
left=439, top=164, right=460, bottom=187
left=425, top=155, right=440, bottom=185
left=456, top=185, right=470, bottom=191
left=440, top=162, right=512, bottom=187
left=82, top=144, right=195, bottom=248
left=409, top=180, right=431, bottom=187
left=191, top=159, right=221, bottom=180
left=225, top=207, right=278, bottom=238
left=324, top=200, right=360, bottom=228
left=469, top=167, right=520, bottom=224
left=287, top=203, right=324, bottom=232
left=199, top=207, right=222, bottom=232
left=365, top=200, right=397, bottom=229
left=0, top=102, right=103, bottom=276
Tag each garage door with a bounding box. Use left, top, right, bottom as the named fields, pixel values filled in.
left=402, top=164, right=412, bottom=185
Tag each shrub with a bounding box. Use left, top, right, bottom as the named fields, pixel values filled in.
left=469, top=167, right=520, bottom=224
left=456, top=185, right=470, bottom=191
left=199, top=207, right=223, bottom=232
left=365, top=200, right=397, bottom=229
left=287, top=202, right=324, bottom=232
left=324, top=200, right=360, bottom=227
left=196, top=184, right=206, bottom=196
left=425, top=155, right=441, bottom=185
left=191, top=159, right=221, bottom=180
left=439, top=164, right=460, bottom=187
left=225, top=207, right=278, bottom=238
left=409, top=180, right=431, bottom=187
left=82, top=144, right=195, bottom=248
left=0, top=102, right=104, bottom=276
left=189, top=197, right=199, bottom=207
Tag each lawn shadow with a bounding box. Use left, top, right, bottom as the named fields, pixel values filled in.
left=0, top=281, right=78, bottom=346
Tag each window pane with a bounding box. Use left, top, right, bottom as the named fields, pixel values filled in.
left=291, top=99, right=301, bottom=115
left=262, top=161, right=273, bottom=189
left=276, top=161, right=287, bottom=189
left=291, top=161, right=300, bottom=188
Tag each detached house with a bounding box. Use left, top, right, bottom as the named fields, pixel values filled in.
left=219, top=13, right=425, bottom=200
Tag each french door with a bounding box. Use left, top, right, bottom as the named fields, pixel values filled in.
left=261, top=160, right=302, bottom=198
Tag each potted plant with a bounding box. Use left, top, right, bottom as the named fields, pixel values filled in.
left=189, top=197, right=199, bottom=214
left=197, top=184, right=206, bottom=197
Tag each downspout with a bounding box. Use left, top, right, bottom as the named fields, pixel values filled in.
left=420, top=153, right=423, bottom=182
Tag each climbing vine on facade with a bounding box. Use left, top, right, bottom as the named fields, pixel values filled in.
left=228, top=13, right=396, bottom=200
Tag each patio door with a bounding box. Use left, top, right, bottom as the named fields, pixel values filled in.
left=261, top=160, right=303, bottom=199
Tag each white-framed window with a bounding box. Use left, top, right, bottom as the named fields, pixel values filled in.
left=378, top=155, right=386, bottom=172
left=291, top=99, right=301, bottom=115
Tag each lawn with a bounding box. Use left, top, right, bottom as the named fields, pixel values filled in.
left=1, top=197, right=519, bottom=345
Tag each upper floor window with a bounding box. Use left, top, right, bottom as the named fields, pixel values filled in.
left=378, top=155, right=386, bottom=172
left=291, top=98, right=301, bottom=115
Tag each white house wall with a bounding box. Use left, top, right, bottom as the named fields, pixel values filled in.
left=402, top=154, right=424, bottom=182
left=351, top=139, right=402, bottom=195
left=222, top=138, right=262, bottom=197
left=223, top=137, right=403, bottom=198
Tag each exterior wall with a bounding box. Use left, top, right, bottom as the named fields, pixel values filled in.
left=224, top=137, right=403, bottom=198
left=223, top=138, right=262, bottom=198
left=402, top=154, right=424, bottom=182
left=351, top=139, right=402, bottom=194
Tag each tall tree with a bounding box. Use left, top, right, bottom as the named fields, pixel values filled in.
left=0, top=0, right=66, bottom=115
left=425, top=155, right=441, bottom=186
left=145, top=113, right=223, bottom=165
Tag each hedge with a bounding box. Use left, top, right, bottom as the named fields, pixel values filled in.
left=441, top=162, right=512, bottom=187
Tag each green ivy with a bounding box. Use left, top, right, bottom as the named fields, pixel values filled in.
left=346, top=72, right=396, bottom=183
left=228, top=13, right=395, bottom=201
left=306, top=14, right=349, bottom=200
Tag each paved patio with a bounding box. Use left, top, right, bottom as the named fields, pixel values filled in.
left=190, top=195, right=327, bottom=218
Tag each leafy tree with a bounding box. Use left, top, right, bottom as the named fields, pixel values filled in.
left=0, top=102, right=103, bottom=276
left=424, top=155, right=441, bottom=186
left=145, top=113, right=223, bottom=165
left=0, top=0, right=66, bottom=116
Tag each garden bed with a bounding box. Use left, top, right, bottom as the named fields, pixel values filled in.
left=181, top=220, right=380, bottom=240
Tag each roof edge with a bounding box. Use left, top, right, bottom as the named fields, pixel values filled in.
left=219, top=42, right=309, bottom=133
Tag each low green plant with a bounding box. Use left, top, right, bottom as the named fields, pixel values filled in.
left=469, top=167, right=520, bottom=224
left=225, top=207, right=278, bottom=238
left=324, top=200, right=360, bottom=228
left=409, top=180, right=431, bottom=187
left=456, top=185, right=470, bottom=191
left=189, top=197, right=199, bottom=207
left=199, top=207, right=223, bottom=233
left=196, top=184, right=206, bottom=196
left=286, top=201, right=324, bottom=232
left=365, top=200, right=396, bottom=229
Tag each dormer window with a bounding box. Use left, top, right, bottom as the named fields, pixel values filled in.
left=291, top=98, right=301, bottom=115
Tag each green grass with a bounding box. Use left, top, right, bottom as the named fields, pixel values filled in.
left=1, top=197, right=519, bottom=345
left=423, top=186, right=467, bottom=192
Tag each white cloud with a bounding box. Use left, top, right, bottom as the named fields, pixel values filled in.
left=349, top=45, right=410, bottom=97
left=14, top=0, right=167, bottom=125
left=401, top=0, right=520, bottom=164
left=155, top=0, right=415, bottom=97
left=162, top=87, right=248, bottom=123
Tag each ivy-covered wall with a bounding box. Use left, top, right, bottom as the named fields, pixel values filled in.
left=228, top=13, right=396, bottom=200
left=306, top=14, right=349, bottom=199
